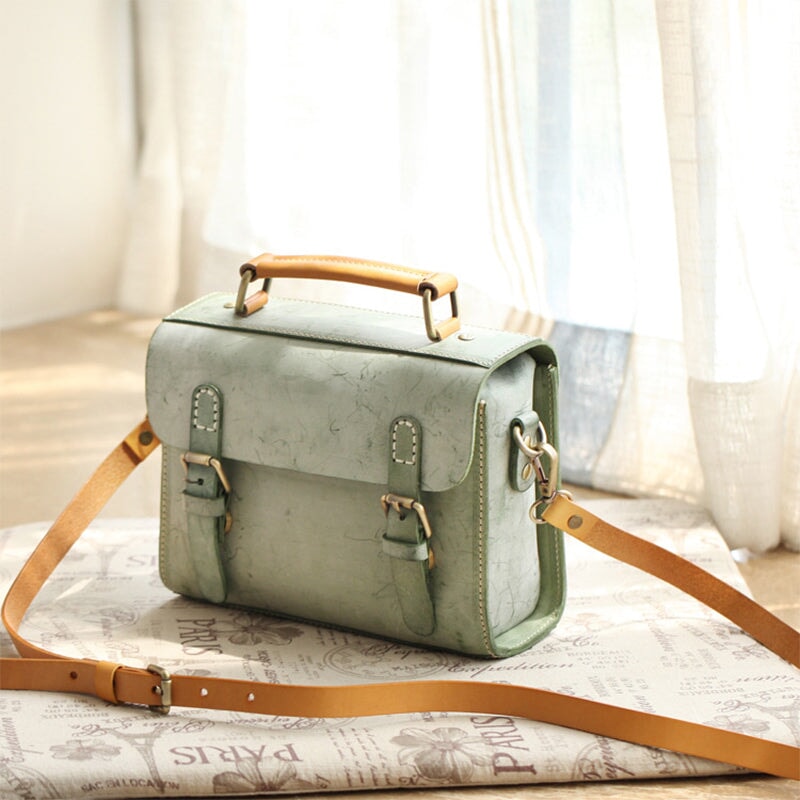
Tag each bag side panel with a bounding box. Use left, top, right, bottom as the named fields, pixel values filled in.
left=479, top=356, right=541, bottom=639
left=488, top=351, right=566, bottom=656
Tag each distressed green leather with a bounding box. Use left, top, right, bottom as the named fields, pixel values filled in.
left=146, top=293, right=565, bottom=657
left=182, top=384, right=228, bottom=604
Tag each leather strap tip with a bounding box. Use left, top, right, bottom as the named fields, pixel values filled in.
left=433, top=316, right=461, bottom=341
left=239, top=258, right=267, bottom=277
left=418, top=273, right=458, bottom=299
left=123, top=420, right=160, bottom=463
left=94, top=660, right=122, bottom=704
left=240, top=290, right=269, bottom=316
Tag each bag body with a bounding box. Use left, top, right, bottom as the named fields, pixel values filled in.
left=146, top=292, right=565, bottom=657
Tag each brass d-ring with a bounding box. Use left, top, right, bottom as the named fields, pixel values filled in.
left=422, top=288, right=460, bottom=342
left=234, top=269, right=271, bottom=316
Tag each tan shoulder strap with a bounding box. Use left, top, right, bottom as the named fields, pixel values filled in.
left=1, top=419, right=798, bottom=780
left=542, top=496, right=800, bottom=666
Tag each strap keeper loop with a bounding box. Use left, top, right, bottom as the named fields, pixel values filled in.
left=94, top=660, right=122, bottom=704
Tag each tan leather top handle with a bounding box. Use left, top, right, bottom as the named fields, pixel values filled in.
left=237, top=254, right=461, bottom=340
left=241, top=253, right=458, bottom=298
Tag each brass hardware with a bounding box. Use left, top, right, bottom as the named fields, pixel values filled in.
left=521, top=434, right=534, bottom=481
left=381, top=493, right=433, bottom=540
left=422, top=288, right=460, bottom=342
left=512, top=423, right=558, bottom=499
left=234, top=268, right=272, bottom=316
left=568, top=515, right=584, bottom=530
left=235, top=267, right=254, bottom=312
left=146, top=664, right=172, bottom=714
left=521, top=462, right=533, bottom=481
left=181, top=452, right=232, bottom=495
left=512, top=422, right=548, bottom=459
left=138, top=431, right=154, bottom=447
left=512, top=422, right=572, bottom=524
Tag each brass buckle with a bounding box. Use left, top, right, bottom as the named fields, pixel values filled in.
left=380, top=493, right=433, bottom=540
left=146, top=664, right=172, bottom=715
left=181, top=451, right=232, bottom=494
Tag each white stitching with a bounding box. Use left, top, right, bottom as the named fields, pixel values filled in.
left=391, top=418, right=417, bottom=465
left=158, top=447, right=170, bottom=587
left=477, top=401, right=493, bottom=655
left=274, top=255, right=432, bottom=279
left=192, top=386, right=220, bottom=433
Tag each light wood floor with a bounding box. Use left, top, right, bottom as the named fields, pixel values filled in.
left=1, top=311, right=798, bottom=800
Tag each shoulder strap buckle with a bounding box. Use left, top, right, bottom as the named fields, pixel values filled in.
left=147, top=664, right=172, bottom=715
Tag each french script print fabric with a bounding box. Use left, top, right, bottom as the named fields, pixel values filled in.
left=0, top=502, right=797, bottom=798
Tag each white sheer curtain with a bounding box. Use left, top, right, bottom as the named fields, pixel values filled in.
left=120, top=0, right=800, bottom=551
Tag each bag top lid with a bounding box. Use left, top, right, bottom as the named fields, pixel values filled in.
left=146, top=294, right=554, bottom=491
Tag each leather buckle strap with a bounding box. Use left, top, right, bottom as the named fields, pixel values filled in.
left=381, top=417, right=436, bottom=636
left=183, top=384, right=230, bottom=604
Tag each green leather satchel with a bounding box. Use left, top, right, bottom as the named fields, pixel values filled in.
left=146, top=254, right=566, bottom=657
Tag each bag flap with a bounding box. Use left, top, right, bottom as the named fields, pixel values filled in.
left=146, top=294, right=546, bottom=492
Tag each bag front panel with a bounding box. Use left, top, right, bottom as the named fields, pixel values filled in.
left=158, top=352, right=551, bottom=655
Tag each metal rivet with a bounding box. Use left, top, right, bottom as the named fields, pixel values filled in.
left=224, top=302, right=235, bottom=308
left=139, top=431, right=154, bottom=446
left=200, top=688, right=209, bottom=697
left=458, top=333, right=475, bottom=341
left=568, top=515, right=583, bottom=530
left=247, top=693, right=255, bottom=703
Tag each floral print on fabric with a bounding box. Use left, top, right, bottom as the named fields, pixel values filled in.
left=50, top=741, right=121, bottom=761
left=391, top=727, right=496, bottom=783
left=225, top=614, right=303, bottom=646
left=212, top=756, right=312, bottom=793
